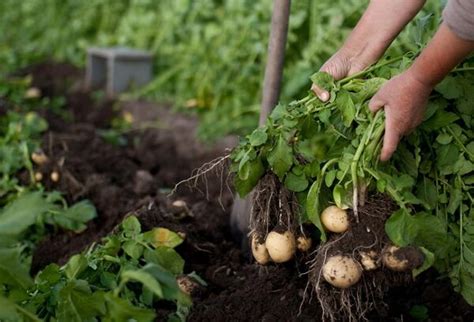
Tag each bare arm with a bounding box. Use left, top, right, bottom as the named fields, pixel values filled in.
left=409, top=23, right=474, bottom=87
left=312, top=0, right=426, bottom=100
left=369, top=22, right=474, bottom=161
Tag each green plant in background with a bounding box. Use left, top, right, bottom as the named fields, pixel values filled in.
left=0, top=0, right=444, bottom=140
left=0, top=77, right=193, bottom=321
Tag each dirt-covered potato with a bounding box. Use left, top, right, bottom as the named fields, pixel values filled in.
left=322, top=255, right=362, bottom=288
left=265, top=228, right=296, bottom=263
left=321, top=206, right=349, bottom=233
left=382, top=245, right=424, bottom=272
left=31, top=149, right=49, bottom=165
left=251, top=233, right=271, bottom=265
left=359, top=250, right=379, bottom=271
left=50, top=171, right=60, bottom=182
left=177, top=275, right=200, bottom=296
left=296, top=235, right=312, bottom=252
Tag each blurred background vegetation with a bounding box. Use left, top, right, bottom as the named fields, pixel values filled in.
left=0, top=0, right=444, bottom=139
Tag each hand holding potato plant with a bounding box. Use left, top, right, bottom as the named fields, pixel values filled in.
left=230, top=52, right=474, bottom=319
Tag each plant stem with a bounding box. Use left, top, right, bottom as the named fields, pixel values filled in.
left=15, top=304, right=42, bottom=322
left=451, top=66, right=474, bottom=73
left=365, top=168, right=407, bottom=209
left=339, top=56, right=405, bottom=85
left=447, top=126, right=474, bottom=160
left=350, top=112, right=384, bottom=221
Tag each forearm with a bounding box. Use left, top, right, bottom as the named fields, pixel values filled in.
left=408, top=23, right=474, bottom=87
left=342, top=0, right=426, bottom=67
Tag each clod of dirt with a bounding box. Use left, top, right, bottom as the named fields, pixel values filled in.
left=133, top=170, right=156, bottom=195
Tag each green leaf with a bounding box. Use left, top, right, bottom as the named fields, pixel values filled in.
left=356, top=77, right=387, bottom=101
left=385, top=209, right=418, bottom=246
left=0, top=246, right=33, bottom=289
left=415, top=178, right=437, bottom=210
left=234, top=157, right=265, bottom=197
left=412, top=247, right=434, bottom=278
left=64, top=254, right=89, bottom=280
left=142, top=264, right=191, bottom=307
left=332, top=184, right=348, bottom=209
left=335, top=90, right=355, bottom=127
left=121, top=269, right=164, bottom=298
left=122, top=216, right=142, bottom=237
left=435, top=76, right=463, bottom=99
left=249, top=128, right=268, bottom=147
left=447, top=188, right=462, bottom=214
left=409, top=304, right=429, bottom=321
left=0, top=296, right=21, bottom=321
left=0, top=192, right=51, bottom=236
left=324, top=170, right=336, bottom=187
left=267, top=135, right=293, bottom=179
left=54, top=200, right=97, bottom=232
left=122, top=240, right=144, bottom=260
left=306, top=181, right=326, bottom=242
left=310, top=71, right=335, bottom=91
left=284, top=172, right=308, bottom=192
left=436, top=132, right=453, bottom=145
left=436, top=144, right=460, bottom=175
left=104, top=293, right=155, bottom=322
left=145, top=227, right=184, bottom=249
left=421, top=111, right=459, bottom=132
left=57, top=281, right=106, bottom=322
left=144, top=247, right=185, bottom=275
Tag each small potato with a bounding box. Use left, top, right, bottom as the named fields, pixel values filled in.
left=172, top=200, right=187, bottom=209
left=251, top=233, right=271, bottom=265
left=321, top=206, right=349, bottom=233
left=382, top=245, right=424, bottom=272
left=50, top=171, right=60, bottom=182
left=34, top=172, right=43, bottom=182
left=296, top=235, right=312, bottom=252
left=265, top=229, right=296, bottom=263
left=359, top=250, right=379, bottom=271
left=31, top=149, right=49, bottom=165
left=25, top=87, right=41, bottom=99
left=177, top=275, right=200, bottom=296
left=323, top=255, right=362, bottom=288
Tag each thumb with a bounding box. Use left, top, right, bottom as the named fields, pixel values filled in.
left=380, top=115, right=401, bottom=162
left=311, top=84, right=330, bottom=102
left=368, top=93, right=385, bottom=113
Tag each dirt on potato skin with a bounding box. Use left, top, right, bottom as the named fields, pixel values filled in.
left=18, top=61, right=474, bottom=322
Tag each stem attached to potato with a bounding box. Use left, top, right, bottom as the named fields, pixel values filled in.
left=351, top=112, right=384, bottom=221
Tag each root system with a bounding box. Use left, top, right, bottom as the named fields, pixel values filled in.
left=307, top=196, right=412, bottom=321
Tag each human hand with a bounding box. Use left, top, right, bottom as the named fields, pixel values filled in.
left=311, top=48, right=369, bottom=102
left=368, top=69, right=433, bottom=161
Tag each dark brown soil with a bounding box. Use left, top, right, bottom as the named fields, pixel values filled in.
left=19, top=61, right=474, bottom=322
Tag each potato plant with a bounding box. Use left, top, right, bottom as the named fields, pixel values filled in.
left=230, top=52, right=474, bottom=316
left=0, top=216, right=193, bottom=322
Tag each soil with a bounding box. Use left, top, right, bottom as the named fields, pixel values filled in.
left=15, top=61, right=474, bottom=321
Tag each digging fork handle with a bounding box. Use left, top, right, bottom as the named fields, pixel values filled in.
left=259, top=0, right=292, bottom=126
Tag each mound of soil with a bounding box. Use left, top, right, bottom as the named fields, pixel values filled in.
left=19, top=61, right=474, bottom=321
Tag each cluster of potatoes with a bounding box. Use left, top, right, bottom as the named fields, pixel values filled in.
left=320, top=206, right=421, bottom=289
left=31, top=149, right=60, bottom=183
left=251, top=227, right=312, bottom=265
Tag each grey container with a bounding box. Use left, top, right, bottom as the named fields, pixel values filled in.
left=86, top=47, right=153, bottom=96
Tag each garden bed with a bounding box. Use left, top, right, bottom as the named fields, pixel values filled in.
left=20, top=62, right=474, bottom=321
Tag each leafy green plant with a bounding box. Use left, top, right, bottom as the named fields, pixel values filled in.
left=230, top=52, right=474, bottom=303
left=0, top=0, right=443, bottom=140
left=0, top=216, right=193, bottom=322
